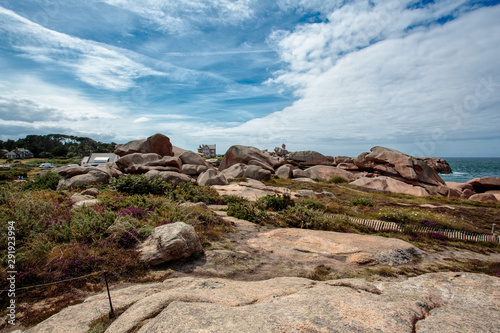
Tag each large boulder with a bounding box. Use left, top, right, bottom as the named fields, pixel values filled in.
left=243, top=165, right=272, bottom=181
left=221, top=163, right=247, bottom=179
left=115, top=133, right=173, bottom=157
left=419, top=157, right=452, bottom=174
left=466, top=177, right=500, bottom=193
left=138, top=222, right=203, bottom=265
left=96, top=162, right=124, bottom=178
left=355, top=146, right=445, bottom=186
left=468, top=193, right=498, bottom=202
left=287, top=151, right=333, bottom=168
left=301, top=165, right=356, bottom=182
left=115, top=153, right=161, bottom=171
left=445, top=182, right=474, bottom=193
left=179, top=151, right=206, bottom=166
left=219, top=145, right=283, bottom=172
left=333, top=155, right=354, bottom=165
left=181, top=164, right=208, bottom=176
left=144, top=170, right=193, bottom=185
left=275, top=164, right=294, bottom=179
left=351, top=176, right=430, bottom=196
left=198, top=169, right=229, bottom=186
left=57, top=169, right=110, bottom=190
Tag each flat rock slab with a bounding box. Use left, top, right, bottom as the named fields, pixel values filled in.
left=247, top=228, right=422, bottom=266
left=29, top=273, right=500, bottom=333
left=212, top=180, right=297, bottom=201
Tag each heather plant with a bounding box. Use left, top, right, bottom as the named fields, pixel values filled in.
left=0, top=182, right=232, bottom=301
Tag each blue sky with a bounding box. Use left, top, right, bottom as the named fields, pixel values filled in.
left=0, top=0, right=499, bottom=157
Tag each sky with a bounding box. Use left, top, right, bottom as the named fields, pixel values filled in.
left=0, top=0, right=499, bottom=157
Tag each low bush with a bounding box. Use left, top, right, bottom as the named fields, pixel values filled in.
left=226, top=201, right=267, bottom=224
left=257, top=193, right=294, bottom=211
left=328, top=175, right=348, bottom=184
left=350, top=198, right=373, bottom=207
left=25, top=172, right=62, bottom=190
left=111, top=175, right=222, bottom=204
left=110, top=174, right=167, bottom=195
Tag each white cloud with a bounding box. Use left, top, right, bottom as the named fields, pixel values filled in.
left=102, top=0, right=255, bottom=34
left=0, top=6, right=165, bottom=91
left=0, top=74, right=124, bottom=140
left=133, top=117, right=151, bottom=123
left=206, top=3, right=500, bottom=156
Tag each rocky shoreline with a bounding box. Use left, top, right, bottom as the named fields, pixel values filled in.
left=54, top=133, right=500, bottom=203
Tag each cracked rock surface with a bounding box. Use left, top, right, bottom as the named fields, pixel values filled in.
left=27, top=272, right=499, bottom=333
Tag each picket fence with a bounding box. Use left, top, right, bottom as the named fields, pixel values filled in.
left=327, top=214, right=499, bottom=243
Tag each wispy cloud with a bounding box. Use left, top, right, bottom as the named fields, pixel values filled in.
left=103, top=0, right=256, bottom=34
left=0, top=5, right=177, bottom=91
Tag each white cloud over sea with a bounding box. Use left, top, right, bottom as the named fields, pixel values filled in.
left=0, top=0, right=499, bottom=157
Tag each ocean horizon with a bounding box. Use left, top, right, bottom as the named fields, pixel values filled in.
left=438, top=157, right=500, bottom=183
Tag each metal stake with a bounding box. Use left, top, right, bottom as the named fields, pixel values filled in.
left=104, top=271, right=115, bottom=318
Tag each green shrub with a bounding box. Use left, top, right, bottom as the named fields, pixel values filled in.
left=328, top=175, right=348, bottom=184
left=350, top=198, right=373, bottom=207
left=110, top=175, right=221, bottom=203
left=299, top=198, right=325, bottom=210
left=257, top=194, right=294, bottom=211
left=226, top=201, right=267, bottom=223
left=26, top=172, right=62, bottom=190
left=111, top=174, right=167, bottom=195
left=223, top=195, right=249, bottom=205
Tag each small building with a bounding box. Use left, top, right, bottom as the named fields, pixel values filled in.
left=81, top=153, right=119, bottom=167
left=198, top=144, right=216, bottom=158
left=4, top=148, right=34, bottom=159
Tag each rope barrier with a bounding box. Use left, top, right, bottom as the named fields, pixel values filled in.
left=1, top=270, right=115, bottom=318
left=0, top=271, right=105, bottom=293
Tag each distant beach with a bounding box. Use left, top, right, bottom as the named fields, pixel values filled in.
left=439, top=158, right=500, bottom=183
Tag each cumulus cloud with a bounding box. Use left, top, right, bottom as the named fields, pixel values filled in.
left=207, top=2, right=500, bottom=156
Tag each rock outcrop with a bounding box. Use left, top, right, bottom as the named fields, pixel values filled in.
left=220, top=163, right=247, bottom=179
left=275, top=164, right=294, bottom=179
left=468, top=193, right=498, bottom=202
left=28, top=273, right=500, bottom=333
left=351, top=176, right=430, bottom=196
left=301, top=165, right=356, bottom=182
left=243, top=165, right=272, bottom=181
left=466, top=177, right=500, bottom=193
left=114, top=133, right=173, bottom=157
left=287, top=150, right=333, bottom=168
left=197, top=169, right=229, bottom=186
left=219, top=145, right=283, bottom=172
left=354, top=146, right=445, bottom=186
left=57, top=168, right=110, bottom=190
left=138, top=222, right=203, bottom=266
left=419, top=157, right=452, bottom=174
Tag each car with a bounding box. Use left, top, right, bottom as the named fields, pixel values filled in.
left=39, top=163, right=56, bottom=168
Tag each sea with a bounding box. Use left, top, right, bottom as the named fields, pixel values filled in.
left=438, top=158, right=500, bottom=183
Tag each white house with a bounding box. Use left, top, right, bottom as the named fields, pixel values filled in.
left=81, top=153, right=119, bottom=166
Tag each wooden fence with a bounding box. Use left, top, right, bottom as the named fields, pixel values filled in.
left=327, top=214, right=500, bottom=243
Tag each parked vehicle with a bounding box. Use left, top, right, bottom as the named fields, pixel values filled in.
left=39, top=163, right=56, bottom=168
